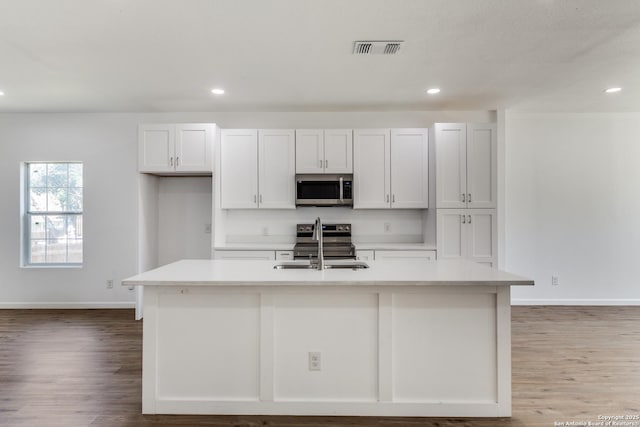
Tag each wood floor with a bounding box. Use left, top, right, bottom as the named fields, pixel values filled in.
left=1, top=306, right=638, bottom=427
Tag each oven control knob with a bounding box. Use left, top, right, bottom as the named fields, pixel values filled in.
left=337, top=225, right=343, bottom=231
left=344, top=225, right=350, bottom=231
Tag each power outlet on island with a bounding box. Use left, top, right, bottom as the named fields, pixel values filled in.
left=551, top=275, right=560, bottom=286
left=107, top=279, right=114, bottom=289
left=384, top=222, right=391, bottom=233
left=308, top=352, right=321, bottom=371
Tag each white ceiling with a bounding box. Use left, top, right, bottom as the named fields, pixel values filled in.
left=1, top=0, right=639, bottom=113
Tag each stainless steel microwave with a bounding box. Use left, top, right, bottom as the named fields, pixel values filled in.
left=295, top=174, right=353, bottom=206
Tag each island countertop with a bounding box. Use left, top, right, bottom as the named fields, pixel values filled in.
left=122, top=258, right=534, bottom=287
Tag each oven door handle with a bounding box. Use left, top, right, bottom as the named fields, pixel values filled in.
left=339, top=177, right=344, bottom=204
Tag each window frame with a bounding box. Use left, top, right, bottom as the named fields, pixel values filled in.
left=22, top=161, right=84, bottom=268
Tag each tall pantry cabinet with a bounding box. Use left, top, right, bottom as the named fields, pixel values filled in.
left=435, top=123, right=497, bottom=266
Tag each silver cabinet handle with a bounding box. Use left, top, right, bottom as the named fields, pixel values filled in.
left=259, top=195, right=263, bottom=203
left=319, top=160, right=323, bottom=168
left=392, top=194, right=395, bottom=203
left=325, top=160, right=328, bottom=168
left=468, top=215, right=472, bottom=224
left=468, top=193, right=471, bottom=203
left=462, top=193, right=466, bottom=203
left=170, top=157, right=174, bottom=166
left=386, top=194, right=390, bottom=203
left=461, top=214, right=466, bottom=224
left=253, top=195, right=257, bottom=203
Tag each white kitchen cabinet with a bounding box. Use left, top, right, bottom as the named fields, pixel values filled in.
left=436, top=209, right=496, bottom=265
left=375, top=250, right=436, bottom=261
left=139, top=123, right=214, bottom=173
left=220, top=129, right=295, bottom=209
left=435, top=123, right=496, bottom=208
left=295, top=129, right=353, bottom=174
left=220, top=129, right=259, bottom=209
left=259, top=129, right=296, bottom=209
left=213, top=250, right=276, bottom=260
left=353, top=128, right=428, bottom=209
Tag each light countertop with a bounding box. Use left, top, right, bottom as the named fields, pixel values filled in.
left=123, top=259, right=534, bottom=287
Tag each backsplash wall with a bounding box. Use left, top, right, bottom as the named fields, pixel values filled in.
left=216, top=207, right=429, bottom=246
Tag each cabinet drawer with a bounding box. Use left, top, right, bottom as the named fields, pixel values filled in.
left=275, top=251, right=294, bottom=261
left=355, top=250, right=375, bottom=261
left=375, top=250, right=436, bottom=261
left=214, top=250, right=275, bottom=260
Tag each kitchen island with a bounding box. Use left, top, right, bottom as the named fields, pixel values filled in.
left=123, top=259, right=533, bottom=417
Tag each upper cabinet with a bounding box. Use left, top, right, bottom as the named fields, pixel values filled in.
left=220, top=129, right=295, bottom=209
left=138, top=123, right=215, bottom=174
left=434, top=123, right=496, bottom=209
left=295, top=129, right=353, bottom=173
left=353, top=128, right=428, bottom=209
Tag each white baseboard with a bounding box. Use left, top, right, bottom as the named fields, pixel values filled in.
left=511, top=298, right=640, bottom=306
left=0, top=301, right=135, bottom=309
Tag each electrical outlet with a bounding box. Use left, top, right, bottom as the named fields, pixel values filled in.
left=107, top=279, right=114, bottom=289
left=262, top=226, right=269, bottom=236
left=308, top=352, right=321, bottom=371
left=552, top=275, right=560, bottom=286
left=384, top=222, right=391, bottom=233
left=204, top=223, right=212, bottom=234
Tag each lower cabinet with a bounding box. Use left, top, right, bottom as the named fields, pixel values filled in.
left=214, top=250, right=276, bottom=260
left=436, top=209, right=496, bottom=266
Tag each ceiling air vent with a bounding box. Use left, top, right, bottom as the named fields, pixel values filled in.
left=353, top=41, right=404, bottom=55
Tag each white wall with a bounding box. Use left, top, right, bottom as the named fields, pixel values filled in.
left=0, top=110, right=493, bottom=307
left=505, top=112, right=640, bottom=304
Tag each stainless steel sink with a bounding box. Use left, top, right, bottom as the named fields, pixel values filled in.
left=273, top=261, right=369, bottom=270
left=324, top=261, right=369, bottom=269
left=273, top=262, right=316, bottom=270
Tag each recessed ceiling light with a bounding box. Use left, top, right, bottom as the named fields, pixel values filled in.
left=0, top=91, right=4, bottom=96
left=604, top=87, right=622, bottom=93
left=211, top=88, right=225, bottom=95
left=427, top=88, right=440, bottom=94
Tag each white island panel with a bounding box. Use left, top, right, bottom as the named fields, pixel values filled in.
left=155, top=292, right=260, bottom=400
left=274, top=293, right=379, bottom=402
left=392, top=292, right=497, bottom=402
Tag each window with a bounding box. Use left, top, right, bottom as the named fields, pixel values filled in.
left=23, top=162, right=83, bottom=266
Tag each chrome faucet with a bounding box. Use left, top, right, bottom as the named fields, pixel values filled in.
left=312, top=217, right=324, bottom=270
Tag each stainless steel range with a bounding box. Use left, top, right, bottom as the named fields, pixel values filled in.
left=293, top=223, right=355, bottom=260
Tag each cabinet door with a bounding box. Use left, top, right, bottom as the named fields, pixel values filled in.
left=258, top=129, right=296, bottom=209
left=175, top=124, right=214, bottom=172
left=353, top=129, right=391, bottom=209
left=466, top=209, right=497, bottom=264
left=436, top=209, right=467, bottom=260
left=324, top=129, right=353, bottom=173
left=466, top=124, right=497, bottom=208
left=435, top=123, right=467, bottom=208
left=138, top=124, right=175, bottom=173
left=390, top=129, right=429, bottom=208
left=295, top=129, right=324, bottom=173
left=220, top=129, right=258, bottom=209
